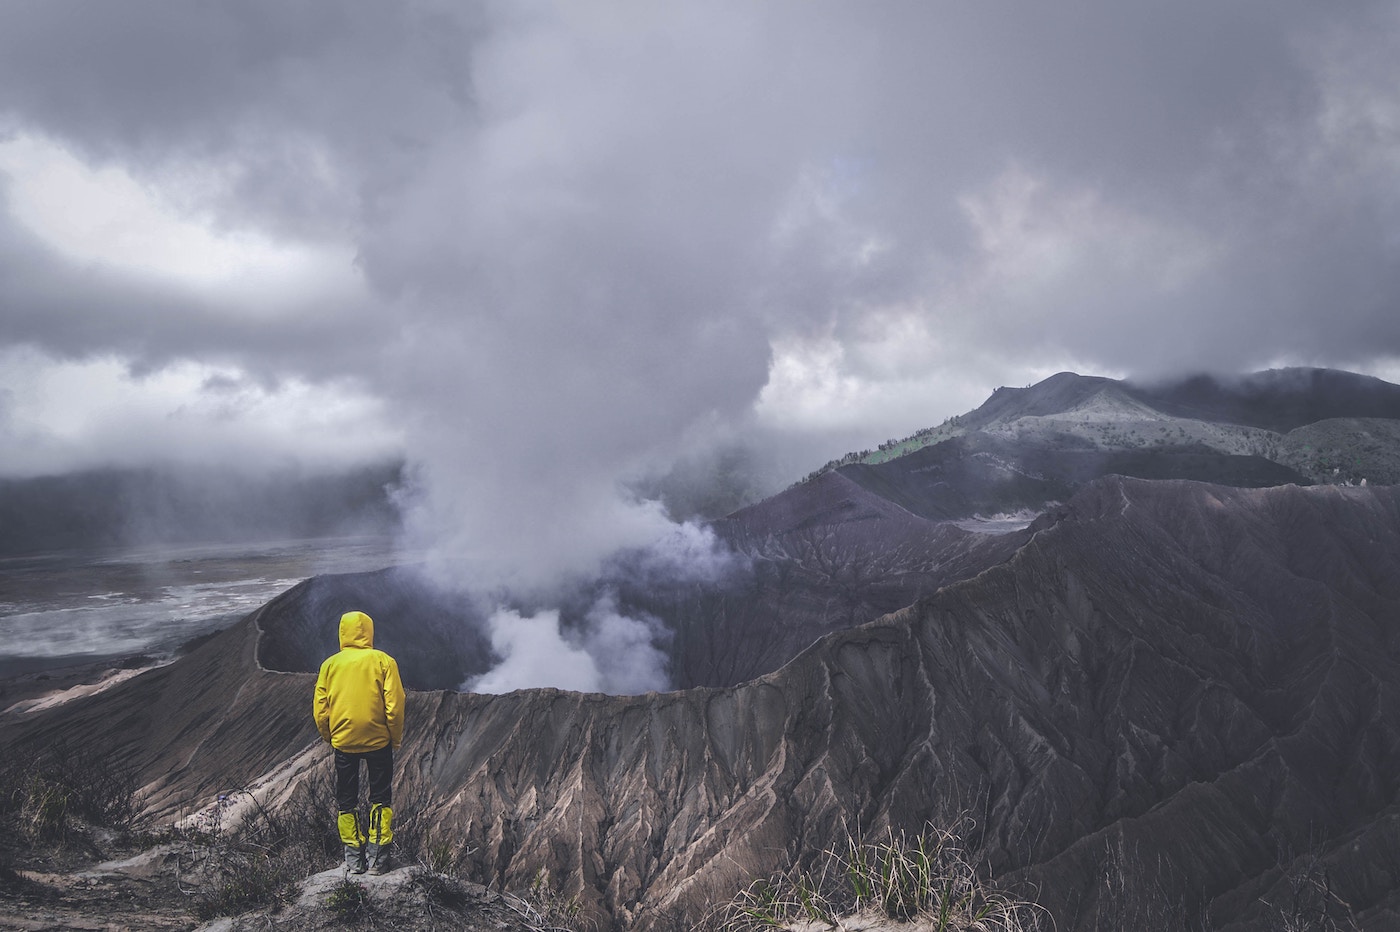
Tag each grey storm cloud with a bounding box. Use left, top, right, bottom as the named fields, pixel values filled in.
left=2, top=0, right=1399, bottom=583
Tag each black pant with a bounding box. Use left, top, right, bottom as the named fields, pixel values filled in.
left=335, top=745, right=393, bottom=812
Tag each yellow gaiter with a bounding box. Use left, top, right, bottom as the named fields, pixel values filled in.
left=369, top=804, right=394, bottom=845
left=338, top=811, right=365, bottom=847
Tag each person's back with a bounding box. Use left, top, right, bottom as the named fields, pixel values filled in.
left=314, top=610, right=405, bottom=874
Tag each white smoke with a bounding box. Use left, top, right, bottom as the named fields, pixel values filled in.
left=465, top=608, right=599, bottom=694
left=622, top=519, right=744, bottom=587
left=452, top=518, right=736, bottom=695
left=464, top=594, right=670, bottom=696
left=578, top=592, right=671, bottom=695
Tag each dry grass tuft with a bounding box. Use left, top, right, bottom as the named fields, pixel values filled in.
left=710, top=821, right=1046, bottom=932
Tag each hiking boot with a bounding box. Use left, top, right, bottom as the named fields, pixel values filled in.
left=366, top=842, right=392, bottom=875
left=344, top=843, right=367, bottom=875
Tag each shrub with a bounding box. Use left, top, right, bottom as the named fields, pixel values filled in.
left=384, top=778, right=476, bottom=875
left=325, top=877, right=374, bottom=921
left=711, top=822, right=1046, bottom=932
left=178, top=772, right=341, bottom=919
left=0, top=742, right=142, bottom=844
left=193, top=853, right=298, bottom=921
left=501, top=869, right=592, bottom=932
left=408, top=867, right=472, bottom=909
left=0, top=860, right=27, bottom=894
left=18, top=773, right=71, bottom=843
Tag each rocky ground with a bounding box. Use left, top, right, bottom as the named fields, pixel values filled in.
left=0, top=829, right=550, bottom=932
left=0, top=656, right=554, bottom=932
left=1, top=832, right=207, bottom=931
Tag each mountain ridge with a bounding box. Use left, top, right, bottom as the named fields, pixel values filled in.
left=7, top=478, right=1400, bottom=929
left=801, top=367, right=1400, bottom=514
left=806, top=366, right=1400, bottom=489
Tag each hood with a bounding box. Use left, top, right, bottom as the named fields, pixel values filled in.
left=339, top=611, right=375, bottom=650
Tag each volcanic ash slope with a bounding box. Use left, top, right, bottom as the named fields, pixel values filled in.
left=6, top=477, right=1400, bottom=930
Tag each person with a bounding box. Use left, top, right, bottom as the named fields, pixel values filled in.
left=313, top=610, right=405, bottom=875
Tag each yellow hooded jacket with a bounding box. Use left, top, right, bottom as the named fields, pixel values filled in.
left=313, top=611, right=405, bottom=753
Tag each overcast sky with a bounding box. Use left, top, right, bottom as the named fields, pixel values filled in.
left=3, top=1, right=1400, bottom=586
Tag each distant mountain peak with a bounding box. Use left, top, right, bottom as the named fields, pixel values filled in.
left=800, top=366, right=1400, bottom=494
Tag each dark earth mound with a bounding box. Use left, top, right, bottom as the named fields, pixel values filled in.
left=256, top=567, right=492, bottom=691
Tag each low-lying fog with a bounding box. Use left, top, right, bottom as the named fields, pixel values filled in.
left=0, top=535, right=402, bottom=677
